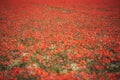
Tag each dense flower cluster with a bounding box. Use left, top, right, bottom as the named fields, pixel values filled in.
left=0, top=0, right=120, bottom=80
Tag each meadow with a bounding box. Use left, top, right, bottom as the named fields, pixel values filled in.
left=0, top=0, right=120, bottom=80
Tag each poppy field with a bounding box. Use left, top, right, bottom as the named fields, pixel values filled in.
left=0, top=0, right=120, bottom=80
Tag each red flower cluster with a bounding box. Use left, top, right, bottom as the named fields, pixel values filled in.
left=0, top=0, right=120, bottom=80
